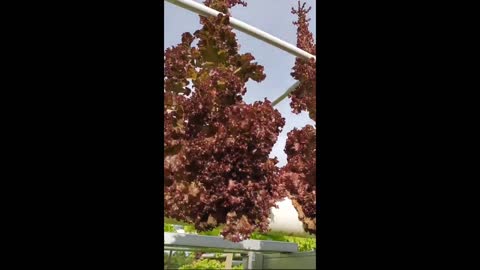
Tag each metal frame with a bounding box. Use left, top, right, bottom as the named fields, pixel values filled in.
left=164, top=232, right=299, bottom=269
left=250, top=251, right=316, bottom=269
left=164, top=232, right=298, bottom=253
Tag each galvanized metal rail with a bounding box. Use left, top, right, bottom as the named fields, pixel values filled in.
left=164, top=232, right=298, bottom=253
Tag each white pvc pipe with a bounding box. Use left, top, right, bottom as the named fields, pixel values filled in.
left=272, top=81, right=301, bottom=107
left=165, top=0, right=316, bottom=61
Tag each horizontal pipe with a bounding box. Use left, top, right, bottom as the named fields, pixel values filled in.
left=165, top=232, right=298, bottom=253
left=165, top=0, right=316, bottom=61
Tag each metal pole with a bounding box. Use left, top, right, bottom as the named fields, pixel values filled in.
left=246, top=251, right=255, bottom=269
left=272, top=81, right=301, bottom=107
left=166, top=250, right=173, bottom=269
left=225, top=253, right=233, bottom=269
left=165, top=0, right=316, bottom=61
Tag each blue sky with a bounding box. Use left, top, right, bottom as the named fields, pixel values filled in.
left=164, top=0, right=316, bottom=166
